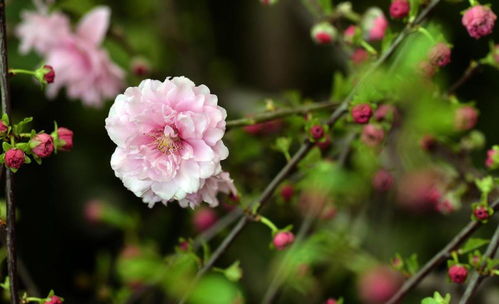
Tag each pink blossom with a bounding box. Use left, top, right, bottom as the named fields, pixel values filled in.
left=358, top=266, right=402, bottom=304
left=325, top=298, right=337, bottom=304
left=351, top=104, right=373, bottom=124
left=84, top=200, right=104, bottom=223
left=344, top=25, right=357, bottom=44
left=57, top=127, right=74, bottom=151
left=15, top=11, right=71, bottom=54
left=45, top=7, right=124, bottom=107
left=179, top=172, right=237, bottom=208
left=428, top=43, right=452, bottom=67
left=462, top=5, right=497, bottom=39
left=5, top=149, right=25, bottom=169
left=361, top=124, right=385, bottom=146
left=280, top=185, right=294, bottom=202
left=486, top=148, right=499, bottom=168
left=372, top=169, right=393, bottom=192
left=44, top=296, right=63, bottom=304
left=310, top=125, right=325, bottom=140
left=42, top=65, right=55, bottom=83
left=448, top=265, right=468, bottom=284
left=105, top=77, right=229, bottom=208
left=273, top=231, right=295, bottom=250
left=363, top=8, right=388, bottom=41
left=455, top=106, right=478, bottom=131
left=390, top=0, right=410, bottom=19
left=311, top=22, right=337, bottom=44
left=397, top=170, right=443, bottom=212
left=474, top=205, right=490, bottom=220
left=30, top=133, right=54, bottom=158
left=351, top=48, right=370, bottom=65
left=374, top=104, right=397, bottom=122
left=0, top=120, right=7, bottom=135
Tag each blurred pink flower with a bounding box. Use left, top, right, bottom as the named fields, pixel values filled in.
left=106, top=77, right=229, bottom=208
left=462, top=5, right=496, bottom=39
left=16, top=11, right=71, bottom=54
left=193, top=208, right=218, bottom=232
left=16, top=7, right=124, bottom=107
left=363, top=8, right=388, bottom=41
left=358, top=266, right=402, bottom=303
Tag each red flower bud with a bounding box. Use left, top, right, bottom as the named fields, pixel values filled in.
left=361, top=124, right=385, bottom=146
left=311, top=23, right=337, bottom=44
left=358, top=266, right=402, bottom=303
left=462, top=5, right=497, bottom=39
left=473, top=205, right=490, bottom=220
left=428, top=43, right=452, bottom=67
left=43, top=65, right=55, bottom=83
left=193, top=208, right=218, bottom=232
left=57, top=127, right=73, bottom=151
left=131, top=58, right=150, bottom=76
left=448, top=265, right=468, bottom=284
left=273, top=231, right=295, bottom=250
left=351, top=104, right=373, bottom=124
left=324, top=298, right=337, bottom=304
left=390, top=0, right=410, bottom=19
left=5, top=149, right=25, bottom=169
left=30, top=133, right=54, bottom=158
left=0, top=120, right=7, bottom=135
left=280, top=185, right=294, bottom=202
left=44, top=296, right=63, bottom=304
left=310, top=125, right=325, bottom=140
left=486, top=148, right=499, bottom=168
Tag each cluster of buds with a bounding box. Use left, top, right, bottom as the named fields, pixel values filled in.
left=0, top=115, right=73, bottom=172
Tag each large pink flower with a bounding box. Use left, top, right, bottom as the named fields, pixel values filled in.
left=105, top=77, right=230, bottom=208
left=16, top=7, right=124, bottom=107
left=15, top=11, right=71, bottom=54
left=179, top=172, right=237, bottom=208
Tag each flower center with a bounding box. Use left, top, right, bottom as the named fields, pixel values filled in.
left=151, top=126, right=181, bottom=154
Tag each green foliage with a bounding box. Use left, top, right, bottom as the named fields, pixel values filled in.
left=188, top=274, right=242, bottom=304
left=421, top=292, right=451, bottom=304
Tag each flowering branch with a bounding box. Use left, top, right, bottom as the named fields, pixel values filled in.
left=226, top=101, right=338, bottom=129
left=0, top=1, right=19, bottom=303
left=459, top=223, right=499, bottom=304
left=386, top=199, right=499, bottom=304
left=177, top=1, right=443, bottom=302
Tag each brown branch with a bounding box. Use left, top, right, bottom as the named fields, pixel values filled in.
left=386, top=199, right=499, bottom=304
left=0, top=1, right=19, bottom=303
left=459, top=222, right=499, bottom=304
left=226, top=101, right=338, bottom=129
left=447, top=61, right=481, bottom=96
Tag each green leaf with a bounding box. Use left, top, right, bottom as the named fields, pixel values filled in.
left=24, top=156, right=31, bottom=164
left=223, top=261, right=243, bottom=282
left=475, top=176, right=494, bottom=195
left=1, top=113, right=8, bottom=125
left=406, top=253, right=420, bottom=275
left=421, top=292, right=451, bottom=304
left=2, top=142, right=10, bottom=152
left=189, top=274, right=242, bottom=304
left=274, top=137, right=292, bottom=161
left=459, top=238, right=490, bottom=255
left=317, top=0, right=333, bottom=15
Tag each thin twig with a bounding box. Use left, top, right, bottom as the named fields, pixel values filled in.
left=459, top=222, right=499, bottom=304
left=447, top=61, right=481, bottom=96
left=0, top=0, right=19, bottom=303
left=226, top=101, right=338, bottom=129
left=386, top=199, right=499, bottom=304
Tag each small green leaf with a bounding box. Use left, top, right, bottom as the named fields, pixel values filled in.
left=459, top=238, right=490, bottom=255
left=274, top=137, right=292, bottom=161
left=223, top=261, right=243, bottom=282
left=2, top=142, right=10, bottom=152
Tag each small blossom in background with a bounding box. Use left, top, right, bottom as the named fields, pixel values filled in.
left=361, top=124, right=385, bottom=146
left=362, top=8, right=388, bottom=41
left=193, top=208, right=218, bottom=232
left=390, top=0, right=410, bottom=19
left=273, top=231, right=295, bottom=250
left=280, top=184, right=294, bottom=202
left=44, top=296, right=64, bottom=304
left=16, top=6, right=124, bottom=107
left=462, top=5, right=497, bottom=39
left=311, top=22, right=337, bottom=44
left=351, top=104, right=373, bottom=124
left=486, top=147, right=499, bottom=168
left=455, top=105, right=478, bottom=131
left=372, top=169, right=393, bottom=192
left=309, top=125, right=325, bottom=140
left=428, top=43, right=452, bottom=67
left=351, top=48, right=370, bottom=65
left=344, top=25, right=358, bottom=44
left=448, top=265, right=468, bottom=284
left=358, top=266, right=403, bottom=304
left=106, top=77, right=231, bottom=208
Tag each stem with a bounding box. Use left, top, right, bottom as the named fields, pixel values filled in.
left=8, top=69, right=36, bottom=76
left=386, top=199, right=499, bottom=304
left=258, top=216, right=279, bottom=234
left=360, top=40, right=378, bottom=55
left=0, top=1, right=19, bottom=303
left=447, top=61, right=480, bottom=95
left=226, top=101, right=337, bottom=129
left=418, top=27, right=435, bottom=42
left=459, top=223, right=499, bottom=304
left=179, top=1, right=442, bottom=302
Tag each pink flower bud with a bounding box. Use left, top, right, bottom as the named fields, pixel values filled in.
left=30, top=133, right=54, bottom=158
left=428, top=43, right=451, bottom=67
left=84, top=200, right=104, bottom=223
left=193, top=208, right=218, bottom=232
left=448, top=265, right=468, bottom=284
left=243, top=120, right=282, bottom=135
left=310, top=125, right=325, bottom=140
left=358, top=266, right=402, bottom=303
left=436, top=199, right=454, bottom=214
left=462, top=5, right=497, bottom=39
left=325, top=298, right=337, bottom=304
left=179, top=241, right=190, bottom=251
left=44, top=296, right=63, bottom=304
left=43, top=65, right=55, bottom=83
left=57, top=127, right=73, bottom=151
left=455, top=106, right=478, bottom=131
left=486, top=148, right=499, bottom=168
left=351, top=104, right=373, bottom=124
left=273, top=231, right=295, bottom=250
left=280, top=185, right=294, bottom=202
left=374, top=104, right=397, bottom=122
left=311, top=22, right=338, bottom=44
left=372, top=169, right=393, bottom=192
left=0, top=120, right=7, bottom=135
left=344, top=25, right=357, bottom=44
left=363, top=8, right=388, bottom=41
left=474, top=205, right=490, bottom=220
left=351, top=48, right=370, bottom=65
left=390, top=0, right=410, bottom=19
left=397, top=170, right=443, bottom=212
left=419, top=60, right=437, bottom=77
left=361, top=124, right=385, bottom=146
left=316, top=135, right=331, bottom=150
left=5, top=149, right=25, bottom=169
